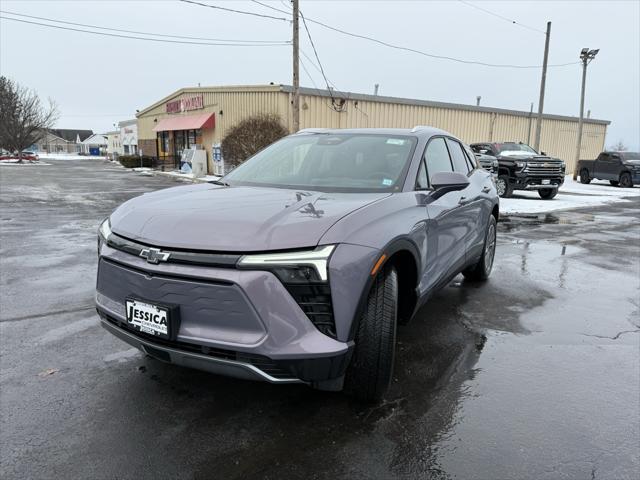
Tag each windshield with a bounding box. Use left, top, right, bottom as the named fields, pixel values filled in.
left=621, top=152, right=640, bottom=160
left=223, top=133, right=417, bottom=192
left=496, top=143, right=537, bottom=154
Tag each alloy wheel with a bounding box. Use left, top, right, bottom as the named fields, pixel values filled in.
left=484, top=222, right=496, bottom=274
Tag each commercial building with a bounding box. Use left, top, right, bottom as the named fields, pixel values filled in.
left=118, top=119, right=138, bottom=155
left=136, top=84, right=609, bottom=174
left=106, top=131, right=120, bottom=158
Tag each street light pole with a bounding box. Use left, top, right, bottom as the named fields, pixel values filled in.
left=573, top=48, right=599, bottom=180
left=292, top=0, right=300, bottom=133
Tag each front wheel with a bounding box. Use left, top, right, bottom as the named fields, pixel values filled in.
left=463, top=215, right=497, bottom=281
left=344, top=265, right=398, bottom=403
left=538, top=188, right=558, bottom=200
left=496, top=175, right=513, bottom=198
left=620, top=172, right=633, bottom=188
left=580, top=169, right=591, bottom=184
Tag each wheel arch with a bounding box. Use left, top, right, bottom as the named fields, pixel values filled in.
left=347, top=237, right=421, bottom=341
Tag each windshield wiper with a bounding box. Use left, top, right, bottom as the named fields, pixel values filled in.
left=210, top=180, right=231, bottom=186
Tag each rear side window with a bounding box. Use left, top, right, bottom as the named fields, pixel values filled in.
left=463, top=145, right=478, bottom=171
left=446, top=138, right=471, bottom=174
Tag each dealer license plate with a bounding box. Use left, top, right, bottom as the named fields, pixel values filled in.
left=542, top=179, right=551, bottom=185
left=126, top=299, right=169, bottom=338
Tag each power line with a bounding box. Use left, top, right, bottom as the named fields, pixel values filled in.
left=0, top=10, right=290, bottom=43
left=227, top=0, right=578, bottom=69
left=457, top=0, right=546, bottom=35
left=251, top=0, right=291, bottom=15
left=299, top=10, right=345, bottom=112
left=179, top=0, right=289, bottom=22
left=0, top=16, right=290, bottom=46
left=301, top=15, right=576, bottom=69
left=298, top=57, right=320, bottom=90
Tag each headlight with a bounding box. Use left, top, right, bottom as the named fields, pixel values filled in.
left=515, top=161, right=526, bottom=169
left=98, top=218, right=112, bottom=242
left=238, top=245, right=335, bottom=282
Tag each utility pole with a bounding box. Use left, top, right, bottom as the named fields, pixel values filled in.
left=534, top=21, right=551, bottom=152
left=292, top=0, right=300, bottom=132
left=527, top=102, right=534, bottom=144
left=573, top=48, right=599, bottom=180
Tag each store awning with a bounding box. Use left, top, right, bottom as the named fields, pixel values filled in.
left=153, top=113, right=215, bottom=132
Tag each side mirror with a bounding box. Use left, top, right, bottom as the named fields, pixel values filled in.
left=540, top=151, right=547, bottom=156
left=429, top=171, right=470, bottom=201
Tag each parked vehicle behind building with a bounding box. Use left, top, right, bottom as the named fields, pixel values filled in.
left=96, top=127, right=499, bottom=402
left=471, top=142, right=565, bottom=199
left=577, top=151, right=640, bottom=187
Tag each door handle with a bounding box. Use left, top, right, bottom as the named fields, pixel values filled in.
left=482, top=186, right=491, bottom=193
left=458, top=196, right=468, bottom=205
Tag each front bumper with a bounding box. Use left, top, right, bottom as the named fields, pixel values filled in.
left=96, top=245, right=352, bottom=384
left=512, top=173, right=565, bottom=190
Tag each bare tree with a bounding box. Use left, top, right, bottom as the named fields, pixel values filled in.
left=0, top=76, right=58, bottom=162
left=607, top=140, right=628, bottom=152
left=221, top=114, right=288, bottom=168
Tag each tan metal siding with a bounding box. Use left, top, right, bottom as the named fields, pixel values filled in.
left=138, top=85, right=607, bottom=174
left=297, top=94, right=606, bottom=173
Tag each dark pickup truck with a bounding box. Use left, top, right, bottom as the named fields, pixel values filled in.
left=471, top=142, right=566, bottom=199
left=577, top=151, right=640, bottom=188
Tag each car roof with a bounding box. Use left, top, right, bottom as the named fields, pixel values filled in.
left=294, top=126, right=451, bottom=139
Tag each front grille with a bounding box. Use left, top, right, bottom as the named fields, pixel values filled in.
left=284, top=283, right=336, bottom=338
left=524, top=162, right=563, bottom=176
left=103, top=314, right=295, bottom=379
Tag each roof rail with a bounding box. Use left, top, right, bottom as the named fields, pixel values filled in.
left=295, top=128, right=330, bottom=134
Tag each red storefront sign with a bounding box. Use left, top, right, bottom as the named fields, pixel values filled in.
left=166, top=95, right=204, bottom=114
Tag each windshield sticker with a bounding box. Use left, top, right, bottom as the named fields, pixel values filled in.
left=382, top=178, right=393, bottom=186
left=386, top=139, right=406, bottom=145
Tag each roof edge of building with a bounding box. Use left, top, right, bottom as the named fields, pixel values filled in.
left=279, top=85, right=610, bottom=126
left=136, top=83, right=610, bottom=126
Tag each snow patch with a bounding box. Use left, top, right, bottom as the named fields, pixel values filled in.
left=501, top=176, right=638, bottom=215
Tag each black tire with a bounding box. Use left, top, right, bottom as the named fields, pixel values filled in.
left=580, top=169, right=591, bottom=184
left=463, top=215, right=497, bottom=281
left=620, top=172, right=633, bottom=188
left=344, top=265, right=398, bottom=402
left=496, top=175, right=513, bottom=198
left=538, top=188, right=558, bottom=200
left=609, top=180, right=619, bottom=187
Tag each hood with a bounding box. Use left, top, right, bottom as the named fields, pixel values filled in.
left=624, top=159, right=640, bottom=166
left=110, top=184, right=390, bottom=252
left=498, top=151, right=562, bottom=162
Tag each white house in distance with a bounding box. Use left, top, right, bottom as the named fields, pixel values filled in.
left=118, top=119, right=138, bottom=155
left=80, top=133, right=108, bottom=155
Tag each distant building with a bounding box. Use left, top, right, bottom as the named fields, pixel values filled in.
left=36, top=129, right=94, bottom=153
left=118, top=119, right=138, bottom=155
left=106, top=131, right=121, bottom=158
left=80, top=133, right=108, bottom=156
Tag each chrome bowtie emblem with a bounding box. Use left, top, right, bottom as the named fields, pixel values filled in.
left=139, top=247, right=170, bottom=264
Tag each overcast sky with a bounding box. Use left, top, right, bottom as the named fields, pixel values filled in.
left=1, top=0, right=638, bottom=149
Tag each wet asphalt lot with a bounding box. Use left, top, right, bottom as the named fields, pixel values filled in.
left=1, top=159, right=638, bottom=480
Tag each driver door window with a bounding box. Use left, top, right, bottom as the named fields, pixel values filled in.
left=424, top=137, right=453, bottom=184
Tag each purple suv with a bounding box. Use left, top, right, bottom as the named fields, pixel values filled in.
left=96, top=127, right=499, bottom=401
